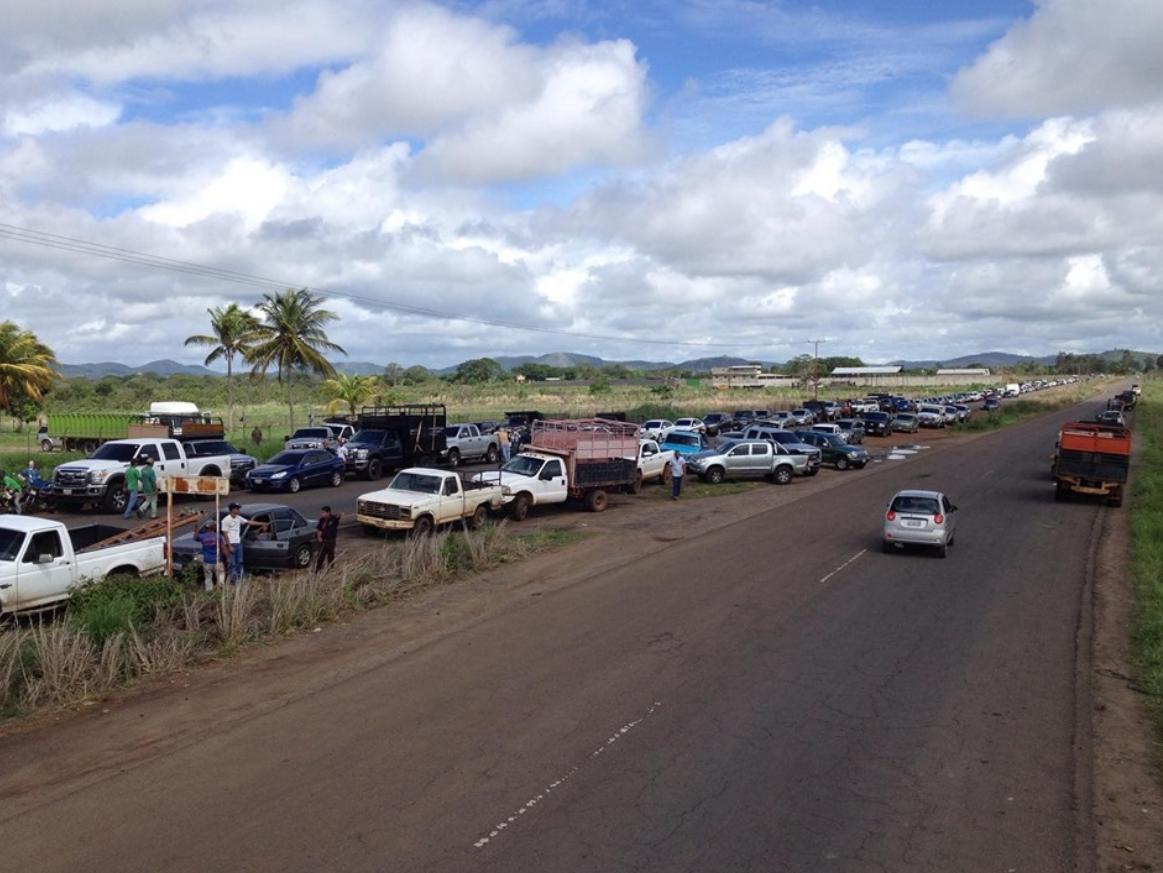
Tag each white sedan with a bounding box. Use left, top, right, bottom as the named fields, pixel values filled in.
left=672, top=417, right=707, bottom=434
left=638, top=419, right=674, bottom=440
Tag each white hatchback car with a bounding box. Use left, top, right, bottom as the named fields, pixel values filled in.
left=883, top=489, right=959, bottom=558
left=639, top=419, right=674, bottom=440
left=672, top=417, right=707, bottom=434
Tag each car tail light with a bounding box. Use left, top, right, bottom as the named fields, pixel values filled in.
left=933, top=513, right=944, bottom=525
left=885, top=510, right=896, bottom=521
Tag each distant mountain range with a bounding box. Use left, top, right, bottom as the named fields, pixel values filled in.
left=56, top=348, right=1158, bottom=379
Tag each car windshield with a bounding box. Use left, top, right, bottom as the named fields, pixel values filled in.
left=666, top=434, right=700, bottom=447
left=716, top=440, right=740, bottom=453
left=0, top=528, right=23, bottom=561
left=824, top=435, right=845, bottom=447
left=90, top=443, right=140, bottom=462
left=267, top=452, right=305, bottom=466
left=500, top=456, right=543, bottom=477
left=291, top=429, right=329, bottom=438
left=387, top=472, right=443, bottom=494
left=866, top=413, right=888, bottom=421
left=350, top=429, right=388, bottom=444
left=189, top=441, right=231, bottom=455
left=891, top=495, right=941, bottom=515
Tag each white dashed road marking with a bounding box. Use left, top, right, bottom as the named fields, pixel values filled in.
left=819, top=549, right=867, bottom=584
left=470, top=701, right=664, bottom=851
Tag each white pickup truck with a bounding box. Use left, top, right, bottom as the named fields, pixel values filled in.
left=636, top=439, right=676, bottom=489
left=356, top=468, right=505, bottom=536
left=0, top=517, right=165, bottom=617
left=53, top=437, right=232, bottom=514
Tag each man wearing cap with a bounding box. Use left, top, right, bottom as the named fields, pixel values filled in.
left=220, top=503, right=268, bottom=583
left=315, top=505, right=340, bottom=572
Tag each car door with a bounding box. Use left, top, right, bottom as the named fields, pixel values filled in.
left=534, top=458, right=569, bottom=502
left=749, top=442, right=773, bottom=476
left=242, top=511, right=276, bottom=568
left=639, top=441, right=663, bottom=479
left=725, top=443, right=750, bottom=475
left=310, top=452, right=332, bottom=486
left=15, top=529, right=73, bottom=610
left=154, top=441, right=187, bottom=479
left=437, top=476, right=462, bottom=523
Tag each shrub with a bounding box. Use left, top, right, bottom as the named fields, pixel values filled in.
left=69, top=573, right=185, bottom=644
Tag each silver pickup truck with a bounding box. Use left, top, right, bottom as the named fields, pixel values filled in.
left=684, top=439, right=808, bottom=485
left=440, top=424, right=500, bottom=467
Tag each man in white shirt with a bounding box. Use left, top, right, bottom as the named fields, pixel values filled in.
left=336, top=438, right=349, bottom=466
left=221, top=502, right=268, bottom=583
left=668, top=453, right=686, bottom=500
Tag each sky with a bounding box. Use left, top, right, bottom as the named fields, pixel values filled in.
left=1, top=0, right=1162, bottom=369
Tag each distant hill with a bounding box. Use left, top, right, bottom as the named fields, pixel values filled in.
left=57, top=359, right=215, bottom=378
left=333, top=361, right=387, bottom=376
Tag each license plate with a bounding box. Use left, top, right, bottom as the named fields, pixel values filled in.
left=62, top=488, right=73, bottom=495
left=252, top=479, right=265, bottom=485
left=904, top=519, right=925, bottom=528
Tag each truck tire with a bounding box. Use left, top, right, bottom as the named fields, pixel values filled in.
left=470, top=504, right=488, bottom=529
left=84, top=440, right=99, bottom=453
left=363, top=459, right=381, bottom=480
left=706, top=467, right=725, bottom=485
left=1054, top=481, right=1068, bottom=501
left=201, top=466, right=222, bottom=478
left=510, top=493, right=531, bottom=521
left=835, top=457, right=849, bottom=471
left=288, top=476, right=301, bottom=493
left=330, top=471, right=343, bottom=487
left=447, top=449, right=461, bottom=468
left=40, top=439, right=53, bottom=453
left=103, top=480, right=128, bottom=514
left=627, top=472, right=643, bottom=495
left=64, top=438, right=76, bottom=452
left=485, top=444, right=498, bottom=464
left=1107, top=488, right=1123, bottom=508
left=584, top=489, right=609, bottom=512
left=412, top=515, right=435, bottom=537
left=773, top=465, right=793, bottom=485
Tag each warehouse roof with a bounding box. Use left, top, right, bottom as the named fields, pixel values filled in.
left=830, top=366, right=903, bottom=375
left=936, top=368, right=991, bottom=376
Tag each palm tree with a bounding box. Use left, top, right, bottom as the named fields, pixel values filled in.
left=0, top=321, right=58, bottom=420
left=184, top=303, right=260, bottom=433
left=248, top=289, right=346, bottom=430
left=323, top=373, right=380, bottom=417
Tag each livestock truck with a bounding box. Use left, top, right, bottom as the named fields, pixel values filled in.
left=473, top=418, right=639, bottom=519
left=1052, top=421, right=1131, bottom=506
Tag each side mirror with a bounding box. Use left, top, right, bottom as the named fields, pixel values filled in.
left=950, top=505, right=959, bottom=512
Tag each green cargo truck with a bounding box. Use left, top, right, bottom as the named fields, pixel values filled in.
left=39, top=414, right=137, bottom=452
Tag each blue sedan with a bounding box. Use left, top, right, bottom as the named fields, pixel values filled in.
left=245, top=449, right=345, bottom=493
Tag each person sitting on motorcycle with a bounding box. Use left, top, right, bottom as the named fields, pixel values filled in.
left=24, top=460, right=49, bottom=491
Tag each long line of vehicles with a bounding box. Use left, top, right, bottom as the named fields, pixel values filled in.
left=0, top=378, right=1128, bottom=617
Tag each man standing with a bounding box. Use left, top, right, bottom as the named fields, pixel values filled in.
left=315, top=505, right=340, bottom=572
left=195, top=520, right=227, bottom=591
left=336, top=437, right=349, bottom=467
left=220, top=502, right=268, bottom=583
left=668, top=452, right=686, bottom=500
left=138, top=457, right=159, bottom=519
left=251, top=426, right=263, bottom=448
left=122, top=458, right=141, bottom=519
left=498, top=427, right=511, bottom=463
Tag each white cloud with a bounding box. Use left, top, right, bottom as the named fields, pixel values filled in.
left=3, top=92, right=121, bottom=137
left=951, top=0, right=1163, bottom=117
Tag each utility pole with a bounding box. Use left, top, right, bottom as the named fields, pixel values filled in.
left=809, top=338, right=826, bottom=400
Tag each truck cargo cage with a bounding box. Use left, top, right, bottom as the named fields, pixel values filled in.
left=357, top=404, right=448, bottom=461
left=530, top=418, right=640, bottom=460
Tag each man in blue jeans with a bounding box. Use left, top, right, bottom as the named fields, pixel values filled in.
left=220, top=503, right=268, bottom=583
left=669, top=452, right=686, bottom=500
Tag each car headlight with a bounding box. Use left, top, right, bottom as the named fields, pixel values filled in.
left=89, top=470, right=110, bottom=483
left=271, top=471, right=287, bottom=479
left=355, top=449, right=369, bottom=458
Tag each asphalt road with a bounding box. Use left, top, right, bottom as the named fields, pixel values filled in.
left=1, top=397, right=1108, bottom=872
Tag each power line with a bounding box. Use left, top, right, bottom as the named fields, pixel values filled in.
left=0, top=221, right=799, bottom=352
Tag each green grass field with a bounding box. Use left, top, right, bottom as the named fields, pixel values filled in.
left=1131, top=380, right=1163, bottom=762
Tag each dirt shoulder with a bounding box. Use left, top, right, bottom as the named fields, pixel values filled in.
left=1089, top=430, right=1163, bottom=871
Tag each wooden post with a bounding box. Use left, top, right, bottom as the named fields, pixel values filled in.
left=165, top=488, right=173, bottom=577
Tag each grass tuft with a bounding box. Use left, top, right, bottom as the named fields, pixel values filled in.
left=1131, top=382, right=1163, bottom=759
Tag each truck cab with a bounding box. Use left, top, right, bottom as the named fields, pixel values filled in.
left=356, top=468, right=504, bottom=534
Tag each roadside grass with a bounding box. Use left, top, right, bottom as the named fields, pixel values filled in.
left=641, top=478, right=760, bottom=501
left=0, top=522, right=578, bottom=719
left=1131, top=382, right=1163, bottom=758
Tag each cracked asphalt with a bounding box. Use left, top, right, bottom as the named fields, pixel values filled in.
left=0, top=396, right=1109, bottom=872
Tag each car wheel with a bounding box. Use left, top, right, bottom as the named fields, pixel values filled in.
left=447, top=449, right=461, bottom=468
left=104, top=483, right=128, bottom=514
left=292, top=543, right=313, bottom=569
left=627, top=472, right=643, bottom=495
left=470, top=504, right=488, bottom=529
left=331, top=471, right=343, bottom=487
left=835, top=457, right=849, bottom=471
left=367, top=458, right=383, bottom=480
left=774, top=466, right=793, bottom=485
left=411, top=515, right=434, bottom=537
left=510, top=493, right=531, bottom=521
left=288, top=477, right=301, bottom=493
left=882, top=541, right=894, bottom=554
left=484, top=445, right=498, bottom=464
left=706, top=467, right=725, bottom=485
left=937, top=543, right=948, bottom=558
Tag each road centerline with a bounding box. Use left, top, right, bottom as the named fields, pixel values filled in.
left=819, top=549, right=867, bottom=584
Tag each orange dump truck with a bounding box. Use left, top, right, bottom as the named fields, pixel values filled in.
left=1052, top=421, right=1131, bottom=506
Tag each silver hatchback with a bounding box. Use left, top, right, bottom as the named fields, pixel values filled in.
left=883, top=489, right=959, bottom=558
